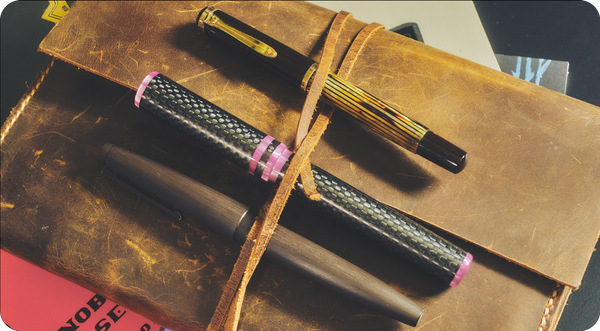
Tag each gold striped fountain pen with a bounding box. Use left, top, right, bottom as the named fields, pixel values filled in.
left=197, top=6, right=467, bottom=174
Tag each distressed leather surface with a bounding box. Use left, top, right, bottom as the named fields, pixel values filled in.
left=36, top=1, right=600, bottom=288
left=1, top=58, right=563, bottom=331
left=1, top=1, right=596, bottom=329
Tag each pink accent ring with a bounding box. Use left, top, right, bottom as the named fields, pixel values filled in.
left=135, top=72, right=160, bottom=108
left=449, top=252, right=473, bottom=287
left=261, top=143, right=287, bottom=182
left=248, top=136, right=274, bottom=176
left=270, top=148, right=292, bottom=183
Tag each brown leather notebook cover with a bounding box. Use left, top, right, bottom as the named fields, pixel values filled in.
left=36, top=1, right=600, bottom=288
left=2, top=1, right=598, bottom=330
left=0, top=56, right=568, bottom=331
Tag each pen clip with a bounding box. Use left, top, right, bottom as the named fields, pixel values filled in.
left=199, top=6, right=278, bottom=58
left=101, top=167, right=182, bottom=221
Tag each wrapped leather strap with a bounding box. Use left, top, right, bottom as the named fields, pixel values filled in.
left=337, top=22, right=385, bottom=77
left=295, top=20, right=384, bottom=201
left=207, top=12, right=386, bottom=331
left=294, top=11, right=352, bottom=200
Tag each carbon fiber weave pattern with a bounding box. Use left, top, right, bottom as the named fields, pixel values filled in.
left=138, top=74, right=466, bottom=284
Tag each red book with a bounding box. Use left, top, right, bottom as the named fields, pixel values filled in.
left=1, top=250, right=167, bottom=331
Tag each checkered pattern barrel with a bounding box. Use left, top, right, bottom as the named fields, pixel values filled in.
left=136, top=73, right=291, bottom=182
left=136, top=73, right=472, bottom=286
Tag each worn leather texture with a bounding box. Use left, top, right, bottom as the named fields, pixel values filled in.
left=2, top=0, right=598, bottom=329
left=36, top=1, right=600, bottom=289
left=1, top=57, right=566, bottom=331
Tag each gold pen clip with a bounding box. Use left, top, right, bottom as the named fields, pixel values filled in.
left=199, top=7, right=277, bottom=58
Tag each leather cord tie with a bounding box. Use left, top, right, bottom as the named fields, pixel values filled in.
left=206, top=11, right=384, bottom=331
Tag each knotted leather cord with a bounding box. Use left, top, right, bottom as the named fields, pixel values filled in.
left=206, top=11, right=385, bottom=331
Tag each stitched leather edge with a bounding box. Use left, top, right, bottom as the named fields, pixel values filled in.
left=538, top=284, right=572, bottom=331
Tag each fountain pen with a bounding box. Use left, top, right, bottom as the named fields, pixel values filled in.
left=99, top=143, right=423, bottom=326
left=196, top=6, right=467, bottom=174
left=134, top=72, right=472, bottom=286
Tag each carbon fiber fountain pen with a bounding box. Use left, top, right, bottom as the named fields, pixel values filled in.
left=197, top=6, right=467, bottom=174
left=134, top=72, right=472, bottom=286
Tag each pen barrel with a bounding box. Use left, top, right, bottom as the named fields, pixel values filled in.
left=319, top=72, right=427, bottom=154
left=235, top=213, right=423, bottom=326
left=317, top=73, right=467, bottom=173
left=136, top=73, right=472, bottom=286
left=100, top=143, right=423, bottom=326
left=197, top=7, right=316, bottom=88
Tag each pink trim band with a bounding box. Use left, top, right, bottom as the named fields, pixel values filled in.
left=261, top=143, right=287, bottom=182
left=270, top=149, right=292, bottom=183
left=449, top=252, right=473, bottom=287
left=135, top=72, right=160, bottom=108
left=248, top=136, right=274, bottom=176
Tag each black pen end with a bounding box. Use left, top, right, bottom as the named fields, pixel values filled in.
left=416, top=131, right=467, bottom=174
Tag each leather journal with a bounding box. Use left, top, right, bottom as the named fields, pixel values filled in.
left=2, top=2, right=599, bottom=330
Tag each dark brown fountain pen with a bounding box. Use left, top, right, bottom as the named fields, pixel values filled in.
left=197, top=6, right=467, bottom=173
left=99, top=143, right=423, bottom=326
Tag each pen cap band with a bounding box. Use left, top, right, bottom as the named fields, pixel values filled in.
left=449, top=252, right=473, bottom=287
left=135, top=72, right=159, bottom=108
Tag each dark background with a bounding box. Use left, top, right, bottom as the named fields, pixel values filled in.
left=2, top=1, right=599, bottom=330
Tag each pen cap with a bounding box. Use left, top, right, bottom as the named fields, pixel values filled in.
left=99, top=143, right=250, bottom=240
left=197, top=6, right=317, bottom=88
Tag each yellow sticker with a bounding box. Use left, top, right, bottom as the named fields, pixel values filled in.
left=42, top=0, right=71, bottom=23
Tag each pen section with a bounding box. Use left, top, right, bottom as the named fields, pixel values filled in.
left=137, top=73, right=471, bottom=286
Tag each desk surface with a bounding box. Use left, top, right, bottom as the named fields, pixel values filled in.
left=2, top=2, right=599, bottom=331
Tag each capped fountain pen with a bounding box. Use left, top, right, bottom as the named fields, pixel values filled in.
left=197, top=6, right=467, bottom=174
left=99, top=143, right=423, bottom=326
